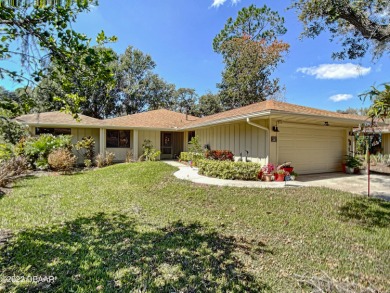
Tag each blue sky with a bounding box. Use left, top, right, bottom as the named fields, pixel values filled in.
left=3, top=0, right=389, bottom=112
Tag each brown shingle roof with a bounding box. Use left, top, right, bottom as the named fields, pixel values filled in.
left=185, top=100, right=366, bottom=128
left=15, top=101, right=366, bottom=130
left=103, top=109, right=199, bottom=129
left=14, top=111, right=102, bottom=126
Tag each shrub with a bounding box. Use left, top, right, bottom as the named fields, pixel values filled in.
left=205, top=150, right=234, bottom=161
left=105, top=151, right=115, bottom=166
left=0, top=156, right=29, bottom=187
left=75, top=136, right=95, bottom=163
left=0, top=118, right=29, bottom=145
left=180, top=152, right=204, bottom=166
left=0, top=142, right=13, bottom=162
left=141, top=139, right=161, bottom=161
left=48, top=148, right=76, bottom=172
left=188, top=135, right=203, bottom=153
left=125, top=150, right=134, bottom=163
left=22, top=134, right=73, bottom=165
left=35, top=156, right=49, bottom=170
left=197, top=160, right=261, bottom=180
left=95, top=153, right=105, bottom=168
left=84, top=159, right=92, bottom=168
left=95, top=151, right=116, bottom=168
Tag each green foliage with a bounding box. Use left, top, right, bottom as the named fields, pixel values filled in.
left=84, top=159, right=92, bottom=168
left=0, top=109, right=29, bottom=144
left=0, top=143, right=14, bottom=162
left=345, top=155, right=362, bottom=168
left=355, top=135, right=367, bottom=155
left=0, top=156, right=28, bottom=187
left=198, top=92, right=223, bottom=116
left=48, top=148, right=76, bottom=172
left=0, top=0, right=117, bottom=116
left=75, top=136, right=95, bottom=163
left=179, top=152, right=204, bottom=166
left=117, top=46, right=156, bottom=114
left=360, top=83, right=390, bottom=121
left=173, top=88, right=198, bottom=115
left=188, top=135, right=203, bottom=154
left=290, top=0, right=390, bottom=60
left=214, top=5, right=289, bottom=109
left=22, top=134, right=72, bottom=165
left=213, top=4, right=287, bottom=53
left=197, top=160, right=261, bottom=180
left=141, top=139, right=161, bottom=161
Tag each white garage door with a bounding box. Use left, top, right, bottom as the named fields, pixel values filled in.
left=277, top=126, right=346, bottom=174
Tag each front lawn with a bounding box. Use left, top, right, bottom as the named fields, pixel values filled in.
left=1, top=162, right=389, bottom=292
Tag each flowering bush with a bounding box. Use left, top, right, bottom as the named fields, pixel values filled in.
left=261, top=163, right=275, bottom=174
left=205, top=150, right=234, bottom=161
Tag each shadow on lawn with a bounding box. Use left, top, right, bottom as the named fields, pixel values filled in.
left=0, top=213, right=269, bottom=292
left=339, top=197, right=390, bottom=228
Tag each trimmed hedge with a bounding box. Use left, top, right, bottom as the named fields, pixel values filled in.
left=197, top=159, right=261, bottom=180
left=180, top=152, right=204, bottom=163
left=205, top=150, right=234, bottom=161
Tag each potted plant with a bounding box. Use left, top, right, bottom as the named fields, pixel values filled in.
left=261, top=163, right=275, bottom=181
left=345, top=155, right=362, bottom=174
left=289, top=171, right=298, bottom=181
left=278, top=162, right=294, bottom=174
left=274, top=169, right=289, bottom=181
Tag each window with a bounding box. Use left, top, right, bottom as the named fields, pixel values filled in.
left=106, top=130, right=130, bottom=148
left=36, top=128, right=71, bottom=136
left=188, top=131, right=196, bottom=143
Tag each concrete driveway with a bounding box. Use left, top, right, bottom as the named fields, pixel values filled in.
left=293, top=172, right=390, bottom=200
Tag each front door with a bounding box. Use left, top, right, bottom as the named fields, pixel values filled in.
left=161, top=132, right=173, bottom=159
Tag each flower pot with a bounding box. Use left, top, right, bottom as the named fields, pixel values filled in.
left=275, top=174, right=285, bottom=182
left=341, top=163, right=346, bottom=173
left=262, top=173, right=273, bottom=182
left=346, top=167, right=355, bottom=174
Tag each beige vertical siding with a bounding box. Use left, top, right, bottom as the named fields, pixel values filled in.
left=71, top=128, right=101, bottom=163
left=195, top=121, right=268, bottom=160
left=383, top=133, right=390, bottom=154
left=71, top=128, right=100, bottom=154
left=138, top=130, right=161, bottom=159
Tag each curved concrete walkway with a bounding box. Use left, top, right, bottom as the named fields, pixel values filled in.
left=164, top=161, right=390, bottom=200
left=164, top=160, right=301, bottom=189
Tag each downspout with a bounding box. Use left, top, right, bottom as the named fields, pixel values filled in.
left=246, top=118, right=269, bottom=164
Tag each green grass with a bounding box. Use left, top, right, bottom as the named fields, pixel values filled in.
left=0, top=162, right=389, bottom=292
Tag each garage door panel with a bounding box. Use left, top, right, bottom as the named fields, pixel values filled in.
left=277, top=126, right=346, bottom=174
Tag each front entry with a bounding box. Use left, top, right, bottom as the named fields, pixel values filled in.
left=160, top=132, right=184, bottom=159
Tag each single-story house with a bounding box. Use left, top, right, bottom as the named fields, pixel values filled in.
left=15, top=100, right=368, bottom=174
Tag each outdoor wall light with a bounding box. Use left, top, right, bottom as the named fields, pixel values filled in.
left=272, top=126, right=279, bottom=132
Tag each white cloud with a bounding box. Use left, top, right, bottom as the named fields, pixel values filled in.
left=211, top=0, right=241, bottom=7
left=329, top=94, right=353, bottom=102
left=297, top=63, right=371, bottom=79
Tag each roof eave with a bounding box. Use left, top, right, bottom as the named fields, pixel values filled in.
left=180, top=110, right=272, bottom=129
